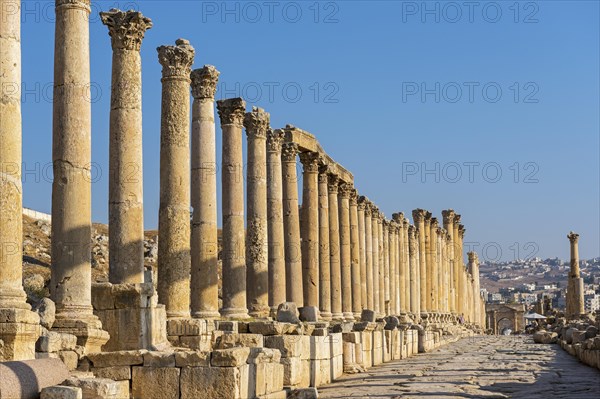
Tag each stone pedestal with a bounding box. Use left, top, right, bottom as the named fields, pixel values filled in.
left=245, top=107, right=270, bottom=318
left=217, top=98, right=249, bottom=319
left=101, top=10, right=152, bottom=285
left=190, top=65, right=220, bottom=319
left=51, top=0, right=108, bottom=351
left=157, top=39, right=195, bottom=319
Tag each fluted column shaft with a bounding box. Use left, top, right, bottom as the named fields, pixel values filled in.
left=218, top=97, right=248, bottom=319
left=328, top=175, right=343, bottom=319
left=364, top=205, right=374, bottom=310
left=282, top=143, right=303, bottom=306
left=190, top=66, right=220, bottom=318
left=318, top=167, right=331, bottom=320
left=357, top=200, right=367, bottom=309
left=244, top=107, right=270, bottom=318
left=300, top=151, right=320, bottom=311
left=350, top=191, right=362, bottom=317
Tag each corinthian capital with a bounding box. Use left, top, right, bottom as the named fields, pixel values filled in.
left=458, top=224, right=466, bottom=238
left=267, top=129, right=285, bottom=153
left=430, top=217, right=439, bottom=228
left=392, top=212, right=404, bottom=224
left=244, top=107, right=270, bottom=139
left=338, top=183, right=353, bottom=199
left=412, top=209, right=426, bottom=223
left=299, top=151, right=320, bottom=173
left=442, top=209, right=455, bottom=225
left=100, top=9, right=152, bottom=51
left=454, top=214, right=462, bottom=224
left=328, top=174, right=340, bottom=194
left=191, top=65, right=220, bottom=99
left=468, top=251, right=479, bottom=263
left=349, top=189, right=358, bottom=205
left=217, top=97, right=246, bottom=126
left=157, top=39, right=195, bottom=79
left=567, top=231, right=579, bottom=243
left=281, top=143, right=299, bottom=162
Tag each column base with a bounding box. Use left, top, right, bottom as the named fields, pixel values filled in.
left=248, top=304, right=271, bottom=319
left=52, top=312, right=109, bottom=354
left=331, top=312, right=345, bottom=321
left=319, top=311, right=332, bottom=321
left=343, top=312, right=355, bottom=322
left=192, top=310, right=221, bottom=319
left=220, top=307, right=250, bottom=320
left=0, top=308, right=41, bottom=361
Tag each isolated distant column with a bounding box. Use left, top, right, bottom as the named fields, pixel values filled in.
left=350, top=190, right=362, bottom=317
left=329, top=175, right=343, bottom=320
left=318, top=165, right=332, bottom=320
left=567, top=232, right=585, bottom=318
left=244, top=107, right=270, bottom=318
left=51, top=0, right=108, bottom=348
left=101, top=10, right=152, bottom=284
left=157, top=39, right=195, bottom=318
left=282, top=143, right=303, bottom=306
left=217, top=97, right=248, bottom=318
left=267, top=130, right=286, bottom=310
left=190, top=65, right=220, bottom=318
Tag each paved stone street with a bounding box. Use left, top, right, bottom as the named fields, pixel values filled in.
left=319, top=336, right=600, bottom=398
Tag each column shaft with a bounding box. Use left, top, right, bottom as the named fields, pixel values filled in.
left=424, top=213, right=432, bottom=311
left=371, top=209, right=380, bottom=314
left=350, top=191, right=362, bottom=317
left=357, top=199, right=367, bottom=310
left=383, top=220, right=390, bottom=315
left=378, top=217, right=385, bottom=316
left=300, top=152, right=320, bottom=311
left=328, top=175, right=343, bottom=319
left=443, top=210, right=456, bottom=314
left=412, top=210, right=427, bottom=314
left=318, top=167, right=331, bottom=319
left=389, top=224, right=397, bottom=315
left=364, top=205, right=374, bottom=310
left=338, top=183, right=353, bottom=320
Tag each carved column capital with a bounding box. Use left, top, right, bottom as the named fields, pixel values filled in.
left=217, top=97, right=246, bottom=126
left=191, top=65, right=220, bottom=99
left=100, top=9, right=152, bottom=51
left=468, top=251, right=479, bottom=263
left=338, top=182, right=353, bottom=199
left=157, top=39, right=195, bottom=79
left=392, top=212, right=404, bottom=224
left=267, top=129, right=285, bottom=153
left=430, top=217, right=439, bottom=229
left=244, top=106, right=270, bottom=139
left=328, top=174, right=340, bottom=193
left=442, top=209, right=456, bottom=225
left=299, top=151, right=320, bottom=173
left=412, top=209, right=426, bottom=223
left=458, top=224, right=466, bottom=238
left=370, top=205, right=380, bottom=219
left=425, top=211, right=432, bottom=222
left=281, top=142, right=299, bottom=162
left=454, top=214, right=462, bottom=224
left=567, top=231, right=580, bottom=243
left=349, top=189, right=358, bottom=206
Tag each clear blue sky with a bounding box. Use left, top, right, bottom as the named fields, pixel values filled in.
left=19, top=1, right=599, bottom=261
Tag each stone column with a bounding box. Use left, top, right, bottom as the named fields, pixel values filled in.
left=350, top=190, right=362, bottom=318
left=328, top=175, right=343, bottom=320
left=217, top=97, right=248, bottom=319
left=190, top=65, right=220, bottom=319
left=429, top=218, right=439, bottom=314
left=389, top=222, right=397, bottom=315
left=371, top=208, right=380, bottom=314
left=378, top=214, right=385, bottom=316
left=338, top=183, right=354, bottom=320
left=318, top=165, right=332, bottom=320
left=453, top=215, right=464, bottom=317
left=412, top=210, right=427, bottom=315
left=0, top=0, right=40, bottom=361
left=282, top=143, right=303, bottom=307
left=444, top=230, right=452, bottom=315
left=393, top=214, right=407, bottom=313
left=157, top=40, right=195, bottom=319
left=357, top=198, right=368, bottom=309
left=51, top=0, right=108, bottom=351
left=424, top=212, right=433, bottom=312
left=244, top=107, right=270, bottom=318
left=408, top=225, right=420, bottom=318
left=267, top=130, right=286, bottom=310
left=363, top=201, right=374, bottom=310
left=299, top=151, right=320, bottom=319
left=382, top=220, right=390, bottom=315
left=101, top=10, right=152, bottom=284
left=442, top=210, right=456, bottom=315
left=567, top=232, right=585, bottom=318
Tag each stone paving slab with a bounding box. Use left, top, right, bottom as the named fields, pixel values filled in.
left=318, top=336, right=600, bottom=398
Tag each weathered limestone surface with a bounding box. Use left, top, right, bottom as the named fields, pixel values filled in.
left=218, top=97, right=249, bottom=319
left=318, top=167, right=332, bottom=320
left=320, top=336, right=600, bottom=398
left=349, top=190, right=362, bottom=317
left=101, top=9, right=152, bottom=284
left=328, top=175, right=343, bottom=320
left=157, top=39, right=195, bottom=318
left=338, top=183, right=354, bottom=321
left=190, top=65, right=220, bottom=319
left=363, top=200, right=374, bottom=311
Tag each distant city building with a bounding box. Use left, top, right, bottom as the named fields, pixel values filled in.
left=584, top=294, right=600, bottom=313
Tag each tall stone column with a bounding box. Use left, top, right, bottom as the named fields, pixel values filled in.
left=217, top=97, right=248, bottom=319
left=363, top=201, right=374, bottom=310
left=357, top=198, right=368, bottom=309
left=244, top=107, right=270, bottom=318
left=338, top=183, right=354, bottom=320
left=383, top=220, right=390, bottom=315
left=101, top=10, right=152, bottom=284
left=328, top=175, right=343, bottom=320
left=442, top=210, right=456, bottom=315
left=444, top=230, right=453, bottom=315
left=190, top=65, right=220, bottom=319
left=299, top=151, right=320, bottom=318
left=267, top=130, right=286, bottom=310
left=282, top=143, right=303, bottom=306
left=567, top=232, right=585, bottom=319
left=157, top=40, right=195, bottom=319
left=430, top=218, right=439, bottom=314
left=318, top=165, right=331, bottom=320
left=0, top=0, right=40, bottom=361
left=389, top=222, right=397, bottom=315
left=412, top=210, right=427, bottom=315
left=424, top=212, right=433, bottom=313
left=350, top=190, right=362, bottom=317
left=51, top=0, right=108, bottom=351
left=453, top=215, right=464, bottom=317
left=378, top=214, right=385, bottom=316
left=371, top=208, right=380, bottom=314
left=393, top=214, right=407, bottom=314
left=408, top=225, right=420, bottom=318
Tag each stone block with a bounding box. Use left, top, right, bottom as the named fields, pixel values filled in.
left=332, top=354, right=343, bottom=379
left=91, top=283, right=115, bottom=310
left=249, top=347, right=282, bottom=364
left=281, top=357, right=304, bottom=387
left=361, top=309, right=376, bottom=322
left=92, top=366, right=131, bottom=381
left=215, top=333, right=264, bottom=349
left=265, top=335, right=309, bottom=359
left=311, top=328, right=328, bottom=336
left=174, top=350, right=210, bottom=367
left=64, top=377, right=119, bottom=399
left=180, top=366, right=241, bottom=399
left=36, top=331, right=78, bottom=352
left=112, top=284, right=145, bottom=309
left=87, top=350, right=147, bottom=367
left=41, top=386, right=82, bottom=399
left=131, top=367, right=180, bottom=399
left=299, top=306, right=319, bottom=322
left=288, top=388, right=318, bottom=399
left=309, top=335, right=331, bottom=360
left=58, top=350, right=79, bottom=371
left=215, top=320, right=239, bottom=333
left=143, top=351, right=175, bottom=367
left=211, top=347, right=251, bottom=367
left=179, top=335, right=213, bottom=351
left=114, top=380, right=130, bottom=399
left=343, top=332, right=361, bottom=343
left=258, top=392, right=287, bottom=399
left=167, top=318, right=208, bottom=336
left=266, top=362, right=284, bottom=393
left=249, top=321, right=288, bottom=336
left=277, top=302, right=300, bottom=323
left=310, top=358, right=332, bottom=387
left=34, top=298, right=56, bottom=330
